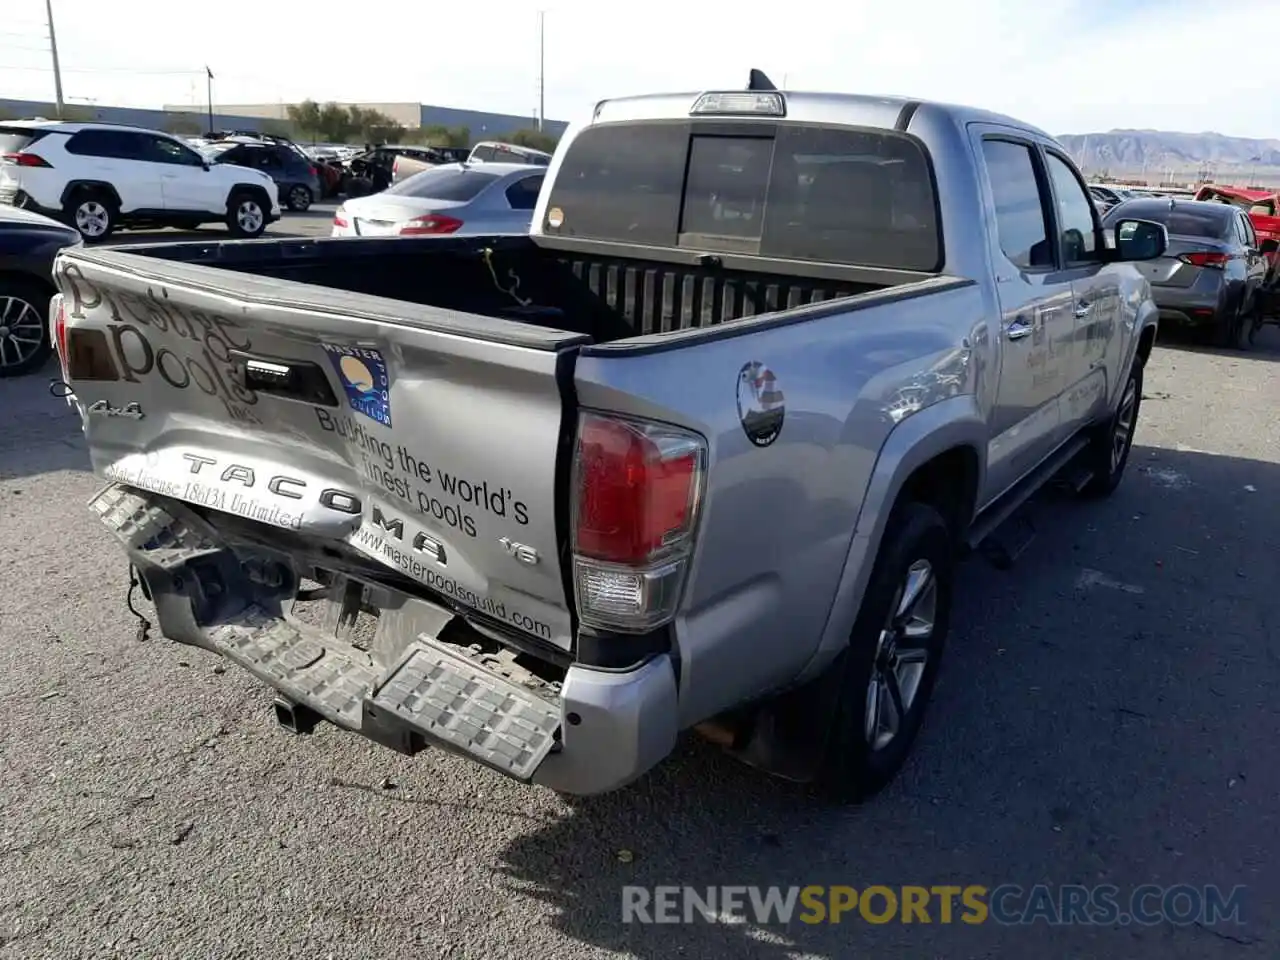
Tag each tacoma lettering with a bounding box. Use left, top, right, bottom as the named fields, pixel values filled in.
left=179, top=452, right=363, bottom=516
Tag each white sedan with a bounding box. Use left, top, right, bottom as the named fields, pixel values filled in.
left=332, top=162, right=545, bottom=238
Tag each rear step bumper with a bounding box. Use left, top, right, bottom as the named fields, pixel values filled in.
left=91, top=483, right=679, bottom=796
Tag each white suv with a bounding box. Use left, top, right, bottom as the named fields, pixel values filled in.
left=0, top=120, right=282, bottom=241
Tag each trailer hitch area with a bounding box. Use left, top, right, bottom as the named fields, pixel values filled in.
left=272, top=696, right=321, bottom=735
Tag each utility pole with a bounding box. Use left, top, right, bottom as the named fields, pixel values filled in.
left=45, top=0, right=65, bottom=119
left=205, top=66, right=215, bottom=136
left=537, top=10, right=545, bottom=131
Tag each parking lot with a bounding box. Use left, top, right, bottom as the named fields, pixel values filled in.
left=1, top=296, right=1277, bottom=958
left=99, top=201, right=340, bottom=246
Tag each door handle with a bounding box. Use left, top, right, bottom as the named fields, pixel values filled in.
left=1006, top=316, right=1034, bottom=340
left=1073, top=301, right=1091, bottom=319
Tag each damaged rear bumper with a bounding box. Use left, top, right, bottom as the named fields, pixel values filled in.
left=93, top=483, right=679, bottom=796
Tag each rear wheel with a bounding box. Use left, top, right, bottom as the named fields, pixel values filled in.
left=1215, top=298, right=1255, bottom=351
left=817, top=502, right=953, bottom=803
left=0, top=277, right=53, bottom=378
left=66, top=191, right=116, bottom=242
left=226, top=191, right=268, bottom=238
left=286, top=184, right=312, bottom=212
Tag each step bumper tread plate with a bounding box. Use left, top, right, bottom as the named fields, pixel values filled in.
left=207, top=606, right=561, bottom=781
left=369, top=643, right=561, bottom=781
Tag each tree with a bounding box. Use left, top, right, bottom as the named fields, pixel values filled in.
left=314, top=101, right=353, bottom=142
left=348, top=106, right=404, bottom=144
left=508, top=128, right=559, bottom=154
left=286, top=99, right=323, bottom=141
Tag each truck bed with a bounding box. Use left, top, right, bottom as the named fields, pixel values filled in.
left=112, top=235, right=896, bottom=344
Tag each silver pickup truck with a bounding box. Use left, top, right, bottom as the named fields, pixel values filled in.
left=49, top=76, right=1170, bottom=803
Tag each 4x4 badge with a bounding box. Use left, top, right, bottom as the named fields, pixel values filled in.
left=86, top=399, right=144, bottom=420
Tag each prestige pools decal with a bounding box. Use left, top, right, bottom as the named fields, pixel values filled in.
left=323, top=343, right=392, bottom=427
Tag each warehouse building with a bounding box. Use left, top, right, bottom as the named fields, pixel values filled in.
left=0, top=97, right=566, bottom=141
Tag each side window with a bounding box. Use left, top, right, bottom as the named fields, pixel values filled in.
left=65, top=130, right=132, bottom=159
left=1240, top=215, right=1257, bottom=248
left=1044, top=152, right=1100, bottom=263
left=505, top=174, right=544, bottom=210
left=471, top=146, right=496, bottom=162
left=981, top=139, right=1053, bottom=270
left=143, top=135, right=202, bottom=166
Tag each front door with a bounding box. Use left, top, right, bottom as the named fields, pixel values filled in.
left=974, top=133, right=1077, bottom=508
left=145, top=134, right=222, bottom=213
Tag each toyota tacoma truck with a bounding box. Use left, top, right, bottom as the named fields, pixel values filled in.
left=48, top=73, right=1170, bottom=802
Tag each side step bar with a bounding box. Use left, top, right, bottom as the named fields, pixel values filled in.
left=966, top=433, right=1092, bottom=561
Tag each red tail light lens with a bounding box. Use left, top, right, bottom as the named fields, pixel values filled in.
left=570, top=413, right=707, bottom=632
left=399, top=214, right=464, bottom=236
left=1178, top=251, right=1231, bottom=269
left=333, top=206, right=348, bottom=229
left=1, top=152, right=52, bottom=168
left=574, top=415, right=702, bottom=564
left=50, top=294, right=69, bottom=381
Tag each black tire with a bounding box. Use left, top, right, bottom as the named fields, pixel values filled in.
left=64, top=190, right=116, bottom=242
left=1079, top=361, right=1143, bottom=499
left=285, top=184, right=313, bottom=212
left=225, top=190, right=268, bottom=239
left=817, top=501, right=954, bottom=803
left=1214, top=297, right=1254, bottom=351
left=0, top=276, right=54, bottom=378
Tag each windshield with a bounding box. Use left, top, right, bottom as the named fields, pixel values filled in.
left=199, top=142, right=237, bottom=161
left=383, top=165, right=500, bottom=201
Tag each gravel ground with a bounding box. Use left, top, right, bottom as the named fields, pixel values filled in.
left=0, top=325, right=1277, bottom=959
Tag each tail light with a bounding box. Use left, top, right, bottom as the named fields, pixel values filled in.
left=1178, top=251, right=1231, bottom=269
left=308, top=165, right=318, bottom=177
left=50, top=294, right=70, bottom=382
left=399, top=214, right=463, bottom=236
left=333, top=206, right=348, bottom=229
left=1, top=152, right=52, bottom=168
left=571, top=412, right=707, bottom=632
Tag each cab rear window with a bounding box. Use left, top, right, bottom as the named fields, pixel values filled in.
left=542, top=120, right=941, bottom=271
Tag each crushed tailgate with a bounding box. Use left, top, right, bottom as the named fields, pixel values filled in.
left=57, top=249, right=579, bottom=650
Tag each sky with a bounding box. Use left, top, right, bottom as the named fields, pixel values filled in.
left=3, top=0, right=1279, bottom=139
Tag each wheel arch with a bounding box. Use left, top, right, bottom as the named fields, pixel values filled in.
left=227, top=182, right=273, bottom=210
left=59, top=180, right=122, bottom=211
left=794, top=394, right=988, bottom=688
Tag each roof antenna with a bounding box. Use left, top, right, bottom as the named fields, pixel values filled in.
left=748, top=69, right=777, bottom=92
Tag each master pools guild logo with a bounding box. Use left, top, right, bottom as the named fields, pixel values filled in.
left=323, top=342, right=392, bottom=427
left=736, top=361, right=785, bottom=447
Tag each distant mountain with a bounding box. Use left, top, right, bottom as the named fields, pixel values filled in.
left=1055, top=129, right=1280, bottom=180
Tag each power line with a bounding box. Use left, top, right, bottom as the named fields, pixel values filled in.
left=2, top=63, right=205, bottom=76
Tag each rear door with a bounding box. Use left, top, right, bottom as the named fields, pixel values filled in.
left=973, top=133, right=1077, bottom=501
left=63, top=130, right=166, bottom=212
left=58, top=250, right=582, bottom=651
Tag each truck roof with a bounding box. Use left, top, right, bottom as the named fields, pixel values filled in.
left=589, top=90, right=1055, bottom=142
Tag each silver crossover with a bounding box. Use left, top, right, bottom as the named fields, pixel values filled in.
left=332, top=162, right=545, bottom=238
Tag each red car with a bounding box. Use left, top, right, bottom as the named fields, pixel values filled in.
left=1194, top=184, right=1280, bottom=275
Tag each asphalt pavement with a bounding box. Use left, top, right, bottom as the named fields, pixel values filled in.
left=100, top=201, right=340, bottom=246
left=0, top=311, right=1277, bottom=957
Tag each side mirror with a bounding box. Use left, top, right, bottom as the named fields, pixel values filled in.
left=1110, top=218, right=1168, bottom=262
left=202, top=161, right=211, bottom=171
left=1260, top=238, right=1279, bottom=256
